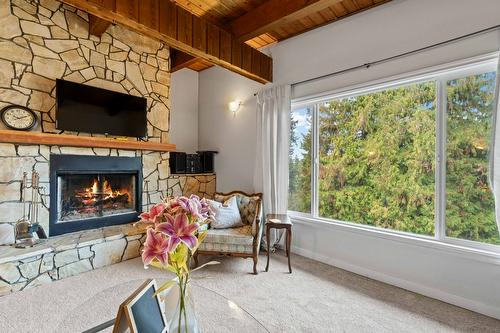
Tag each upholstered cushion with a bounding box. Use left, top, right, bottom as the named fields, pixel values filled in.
left=207, top=197, right=243, bottom=229
left=198, top=225, right=253, bottom=254
left=214, top=193, right=261, bottom=226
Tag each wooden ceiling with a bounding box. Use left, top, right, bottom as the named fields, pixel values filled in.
left=173, top=0, right=391, bottom=72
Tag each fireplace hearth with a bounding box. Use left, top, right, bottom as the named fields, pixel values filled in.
left=49, top=155, right=142, bottom=236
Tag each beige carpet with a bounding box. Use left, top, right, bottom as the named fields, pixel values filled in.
left=0, top=253, right=499, bottom=333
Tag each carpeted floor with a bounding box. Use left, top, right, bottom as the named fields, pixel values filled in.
left=0, top=253, right=499, bottom=333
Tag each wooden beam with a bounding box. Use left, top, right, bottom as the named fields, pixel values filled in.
left=170, top=50, right=198, bottom=72
left=59, top=0, right=272, bottom=83
left=88, top=0, right=115, bottom=36
left=226, top=0, right=343, bottom=42
left=89, top=15, right=111, bottom=36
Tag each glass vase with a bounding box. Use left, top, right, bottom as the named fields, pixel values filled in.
left=164, top=279, right=200, bottom=333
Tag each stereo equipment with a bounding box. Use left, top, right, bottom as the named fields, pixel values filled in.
left=169, top=152, right=186, bottom=174
left=186, top=154, right=202, bottom=174
left=197, top=151, right=218, bottom=173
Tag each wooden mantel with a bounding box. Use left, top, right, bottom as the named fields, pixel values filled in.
left=0, top=130, right=176, bottom=152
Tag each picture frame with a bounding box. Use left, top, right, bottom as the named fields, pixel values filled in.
left=113, top=279, right=168, bottom=333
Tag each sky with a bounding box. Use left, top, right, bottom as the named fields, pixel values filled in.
left=291, top=107, right=311, bottom=159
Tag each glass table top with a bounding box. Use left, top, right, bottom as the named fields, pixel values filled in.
left=55, top=278, right=269, bottom=333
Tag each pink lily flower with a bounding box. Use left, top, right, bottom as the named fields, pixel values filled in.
left=157, top=213, right=199, bottom=250
left=140, top=202, right=166, bottom=224
left=142, top=228, right=170, bottom=266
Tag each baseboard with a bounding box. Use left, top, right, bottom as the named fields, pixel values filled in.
left=291, top=245, right=500, bottom=320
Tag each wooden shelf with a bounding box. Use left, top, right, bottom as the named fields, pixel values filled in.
left=0, top=130, right=176, bottom=152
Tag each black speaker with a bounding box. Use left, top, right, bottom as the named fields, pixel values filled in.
left=197, top=151, right=218, bottom=173
left=186, top=154, right=202, bottom=174
left=169, top=152, right=186, bottom=174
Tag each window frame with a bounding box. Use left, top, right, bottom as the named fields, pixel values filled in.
left=288, top=52, right=500, bottom=253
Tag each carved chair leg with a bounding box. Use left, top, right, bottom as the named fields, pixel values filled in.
left=253, top=255, right=258, bottom=275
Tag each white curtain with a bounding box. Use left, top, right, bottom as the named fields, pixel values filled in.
left=490, top=52, right=500, bottom=236
left=254, top=85, right=291, bottom=216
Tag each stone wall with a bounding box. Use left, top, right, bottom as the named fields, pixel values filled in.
left=0, top=0, right=172, bottom=240
left=0, top=0, right=171, bottom=140
left=0, top=0, right=216, bottom=242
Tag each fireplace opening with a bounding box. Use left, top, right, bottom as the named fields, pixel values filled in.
left=50, top=155, right=142, bottom=236
left=58, top=173, right=136, bottom=222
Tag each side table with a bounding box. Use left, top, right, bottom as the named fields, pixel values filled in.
left=265, top=214, right=292, bottom=273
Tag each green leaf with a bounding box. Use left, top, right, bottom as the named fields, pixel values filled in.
left=153, top=279, right=177, bottom=297
left=190, top=260, right=220, bottom=273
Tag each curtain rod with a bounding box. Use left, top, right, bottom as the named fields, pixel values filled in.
left=253, top=24, right=500, bottom=96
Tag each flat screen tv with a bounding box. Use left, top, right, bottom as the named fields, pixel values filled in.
left=56, top=79, right=147, bottom=137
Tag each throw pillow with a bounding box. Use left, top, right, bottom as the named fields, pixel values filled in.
left=207, top=196, right=243, bottom=229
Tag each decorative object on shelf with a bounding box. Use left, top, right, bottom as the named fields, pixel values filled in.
left=228, top=100, right=242, bottom=114
left=1, top=105, right=37, bottom=131
left=14, top=171, right=47, bottom=248
left=265, top=214, right=292, bottom=274
left=140, top=195, right=218, bottom=333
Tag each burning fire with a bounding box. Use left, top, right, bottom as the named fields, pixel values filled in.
left=80, top=179, right=130, bottom=204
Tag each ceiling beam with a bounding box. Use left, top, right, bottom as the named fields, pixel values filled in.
left=59, top=0, right=272, bottom=83
left=89, top=15, right=112, bottom=36
left=171, top=50, right=197, bottom=72
left=226, top=0, right=343, bottom=42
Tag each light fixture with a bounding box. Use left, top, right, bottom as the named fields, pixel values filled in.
left=228, top=100, right=241, bottom=114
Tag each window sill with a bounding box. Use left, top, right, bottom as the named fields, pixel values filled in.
left=288, top=213, right=500, bottom=265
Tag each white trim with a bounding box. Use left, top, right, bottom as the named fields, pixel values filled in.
left=291, top=243, right=500, bottom=320
left=289, top=215, right=500, bottom=264
left=291, top=52, right=499, bottom=108
left=311, top=104, right=319, bottom=216
left=436, top=79, right=447, bottom=241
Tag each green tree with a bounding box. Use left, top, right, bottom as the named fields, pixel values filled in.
left=288, top=72, right=500, bottom=245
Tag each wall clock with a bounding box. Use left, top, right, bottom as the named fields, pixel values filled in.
left=0, top=105, right=37, bottom=131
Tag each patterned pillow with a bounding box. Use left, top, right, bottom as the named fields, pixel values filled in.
left=207, top=197, right=243, bottom=229
left=214, top=193, right=260, bottom=225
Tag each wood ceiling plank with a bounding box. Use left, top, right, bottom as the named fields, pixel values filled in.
left=220, top=29, right=232, bottom=63
left=159, top=0, right=177, bottom=39
left=231, top=38, right=242, bottom=67
left=115, top=0, right=139, bottom=21
left=241, top=43, right=252, bottom=73
left=177, top=6, right=193, bottom=46
left=207, top=23, right=220, bottom=58
left=138, top=0, right=159, bottom=30
left=226, top=0, right=344, bottom=42
left=192, top=16, right=208, bottom=52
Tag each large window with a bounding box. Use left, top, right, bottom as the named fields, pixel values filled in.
left=446, top=72, right=499, bottom=245
left=289, top=107, right=312, bottom=213
left=289, top=56, right=500, bottom=249
left=318, top=81, right=436, bottom=235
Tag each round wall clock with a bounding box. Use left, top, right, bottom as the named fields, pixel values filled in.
left=1, top=105, right=37, bottom=131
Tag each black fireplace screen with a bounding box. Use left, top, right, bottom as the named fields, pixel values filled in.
left=49, top=154, right=142, bottom=236
left=58, top=173, right=136, bottom=222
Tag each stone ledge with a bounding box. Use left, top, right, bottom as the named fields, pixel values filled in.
left=0, top=222, right=147, bottom=297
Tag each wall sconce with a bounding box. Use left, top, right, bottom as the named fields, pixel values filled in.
left=228, top=100, right=241, bottom=114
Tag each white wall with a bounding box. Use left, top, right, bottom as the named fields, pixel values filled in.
left=197, top=0, right=500, bottom=319
left=170, top=69, right=199, bottom=152
left=198, top=66, right=263, bottom=193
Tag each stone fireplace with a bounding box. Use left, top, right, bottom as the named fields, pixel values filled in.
left=49, top=155, right=142, bottom=236
left=0, top=0, right=217, bottom=297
